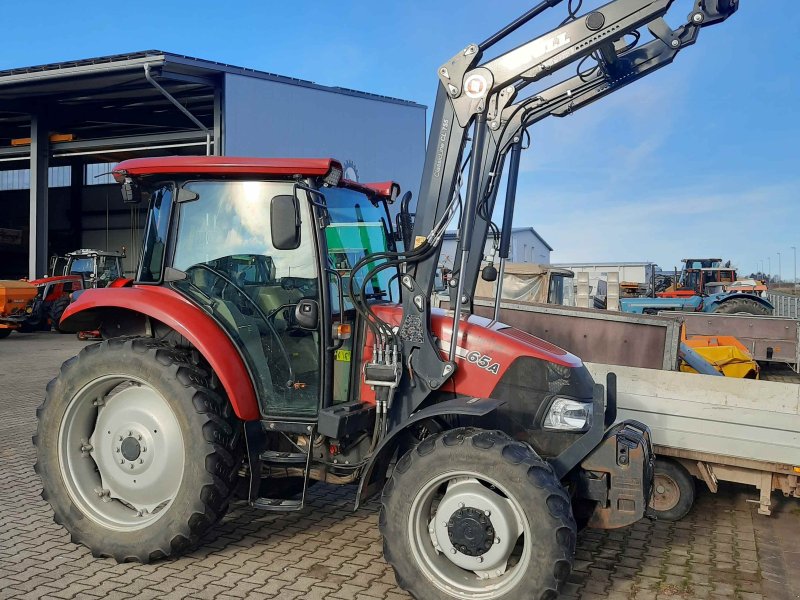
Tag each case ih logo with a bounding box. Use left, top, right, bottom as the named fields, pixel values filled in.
left=464, top=74, right=488, bottom=99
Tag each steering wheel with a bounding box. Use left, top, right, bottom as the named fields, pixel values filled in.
left=186, top=263, right=296, bottom=386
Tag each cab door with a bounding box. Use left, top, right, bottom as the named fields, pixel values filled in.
left=169, top=180, right=323, bottom=419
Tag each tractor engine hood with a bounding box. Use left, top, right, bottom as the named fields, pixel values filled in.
left=371, top=305, right=596, bottom=459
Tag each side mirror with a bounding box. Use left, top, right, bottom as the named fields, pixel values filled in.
left=121, top=177, right=142, bottom=204
left=271, top=195, right=301, bottom=250
left=295, top=298, right=319, bottom=330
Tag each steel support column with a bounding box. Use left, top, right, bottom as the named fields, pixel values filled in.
left=29, top=113, right=49, bottom=279
left=214, top=85, right=224, bottom=156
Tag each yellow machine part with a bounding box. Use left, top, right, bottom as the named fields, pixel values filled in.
left=681, top=334, right=760, bottom=379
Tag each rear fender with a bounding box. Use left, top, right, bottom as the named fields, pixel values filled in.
left=60, top=286, right=259, bottom=421
left=704, top=292, right=774, bottom=312
left=355, top=397, right=505, bottom=509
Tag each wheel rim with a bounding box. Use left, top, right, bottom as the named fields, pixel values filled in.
left=58, top=374, right=185, bottom=531
left=651, top=473, right=681, bottom=512
left=408, top=471, right=531, bottom=598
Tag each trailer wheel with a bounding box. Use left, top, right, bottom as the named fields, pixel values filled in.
left=713, top=297, right=771, bottom=316
left=649, top=459, right=694, bottom=521
left=34, top=338, right=243, bottom=563
left=380, top=428, right=576, bottom=600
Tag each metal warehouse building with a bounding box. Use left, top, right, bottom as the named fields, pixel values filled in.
left=439, top=227, right=553, bottom=270
left=0, top=50, right=426, bottom=279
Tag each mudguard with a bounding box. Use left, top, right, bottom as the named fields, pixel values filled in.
left=60, top=285, right=260, bottom=420
left=355, top=396, right=505, bottom=508
left=703, top=292, right=774, bottom=313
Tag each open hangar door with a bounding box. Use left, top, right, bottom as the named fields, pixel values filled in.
left=0, top=51, right=426, bottom=280
left=0, top=51, right=222, bottom=279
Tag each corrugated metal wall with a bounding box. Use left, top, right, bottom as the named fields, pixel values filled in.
left=223, top=74, right=426, bottom=197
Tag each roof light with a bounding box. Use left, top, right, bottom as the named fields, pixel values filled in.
left=324, top=164, right=343, bottom=187
left=11, top=133, right=75, bottom=147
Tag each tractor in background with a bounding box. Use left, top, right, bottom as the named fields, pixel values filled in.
left=0, top=249, right=125, bottom=337
left=659, top=258, right=767, bottom=298
left=620, top=258, right=773, bottom=316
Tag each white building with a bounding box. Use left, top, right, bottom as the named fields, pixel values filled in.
left=439, top=227, right=552, bottom=270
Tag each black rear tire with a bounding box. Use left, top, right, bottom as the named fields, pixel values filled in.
left=49, top=296, right=71, bottom=333
left=0, top=329, right=11, bottom=339
left=649, top=458, right=695, bottom=521
left=380, top=428, right=576, bottom=600
left=712, top=297, right=771, bottom=316
left=34, top=338, right=243, bottom=563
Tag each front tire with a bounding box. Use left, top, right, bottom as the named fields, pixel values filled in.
left=34, top=338, right=243, bottom=562
left=380, top=428, right=576, bottom=600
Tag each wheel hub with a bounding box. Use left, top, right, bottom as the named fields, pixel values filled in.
left=447, top=506, right=495, bottom=557
left=105, top=424, right=153, bottom=476
left=431, top=478, right=523, bottom=575
left=652, top=474, right=680, bottom=512
left=87, top=384, right=184, bottom=514
left=120, top=436, right=141, bottom=461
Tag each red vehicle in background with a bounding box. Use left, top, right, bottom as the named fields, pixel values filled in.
left=25, top=249, right=126, bottom=332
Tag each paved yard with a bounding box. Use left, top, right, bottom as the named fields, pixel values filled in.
left=1, top=332, right=798, bottom=600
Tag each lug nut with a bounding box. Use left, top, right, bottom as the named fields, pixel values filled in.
left=115, top=447, right=120, bottom=453
left=139, top=459, right=144, bottom=464
left=120, top=459, right=125, bottom=464
left=450, top=548, right=457, bottom=555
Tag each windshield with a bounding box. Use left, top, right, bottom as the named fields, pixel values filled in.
left=323, top=187, right=397, bottom=308
left=69, top=258, right=94, bottom=275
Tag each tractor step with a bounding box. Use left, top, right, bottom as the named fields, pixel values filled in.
left=252, top=497, right=304, bottom=512
left=259, top=450, right=308, bottom=465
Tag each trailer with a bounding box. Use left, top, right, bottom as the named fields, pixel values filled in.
left=466, top=297, right=800, bottom=518
left=587, top=363, right=800, bottom=518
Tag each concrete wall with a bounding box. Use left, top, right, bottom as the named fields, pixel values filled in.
left=223, top=74, right=426, bottom=197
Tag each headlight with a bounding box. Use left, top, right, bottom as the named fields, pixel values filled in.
left=544, top=397, right=593, bottom=431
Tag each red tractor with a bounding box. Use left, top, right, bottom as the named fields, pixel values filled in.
left=22, top=249, right=125, bottom=332
left=34, top=1, right=738, bottom=598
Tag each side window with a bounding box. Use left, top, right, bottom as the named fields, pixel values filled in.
left=137, top=185, right=173, bottom=282
left=171, top=180, right=321, bottom=418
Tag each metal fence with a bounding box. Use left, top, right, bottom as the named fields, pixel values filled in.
left=768, top=292, right=800, bottom=319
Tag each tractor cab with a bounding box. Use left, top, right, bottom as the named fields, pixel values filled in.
left=64, top=249, right=125, bottom=288
left=660, top=258, right=737, bottom=298
left=122, top=157, right=399, bottom=420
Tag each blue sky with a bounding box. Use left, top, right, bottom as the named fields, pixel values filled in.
left=4, top=1, right=799, bottom=277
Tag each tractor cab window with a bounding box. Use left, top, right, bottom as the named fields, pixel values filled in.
left=95, top=256, right=121, bottom=286
left=322, top=187, right=397, bottom=311
left=138, top=185, right=174, bottom=282
left=68, top=258, right=94, bottom=277
left=171, top=180, right=321, bottom=418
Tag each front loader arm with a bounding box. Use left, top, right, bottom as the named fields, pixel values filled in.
left=381, top=0, right=739, bottom=425
left=452, top=0, right=740, bottom=308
